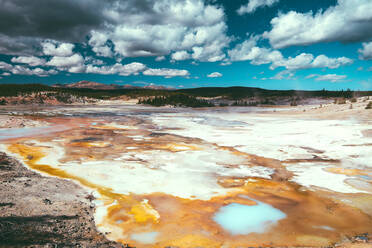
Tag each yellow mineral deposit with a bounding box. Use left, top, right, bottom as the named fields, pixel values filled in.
left=325, top=167, right=370, bottom=176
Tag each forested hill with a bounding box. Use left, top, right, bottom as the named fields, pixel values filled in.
left=1, top=84, right=371, bottom=100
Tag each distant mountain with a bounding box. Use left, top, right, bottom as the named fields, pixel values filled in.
left=52, top=81, right=173, bottom=90
left=52, top=81, right=139, bottom=90
left=143, top=84, right=172, bottom=90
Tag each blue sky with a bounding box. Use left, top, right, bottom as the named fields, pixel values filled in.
left=0, top=0, right=371, bottom=90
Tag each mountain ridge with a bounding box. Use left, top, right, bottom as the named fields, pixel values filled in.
left=52, top=81, right=171, bottom=90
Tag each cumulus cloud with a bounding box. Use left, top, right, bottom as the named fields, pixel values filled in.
left=11, top=56, right=46, bottom=67
left=88, top=30, right=113, bottom=57
left=220, top=61, right=232, bottom=66
left=42, top=40, right=75, bottom=57
left=88, top=0, right=230, bottom=61
left=75, top=61, right=189, bottom=78
left=46, top=54, right=84, bottom=68
left=86, top=62, right=146, bottom=76
left=228, top=37, right=353, bottom=70
left=0, top=61, right=13, bottom=71
left=0, top=0, right=366, bottom=81
left=228, top=36, right=259, bottom=61
left=171, top=51, right=191, bottom=61
left=0, top=62, right=57, bottom=77
left=0, top=0, right=230, bottom=63
left=11, top=66, right=58, bottom=77
left=207, top=72, right=222, bottom=78
left=155, top=56, right=166, bottom=61
left=237, top=0, right=279, bottom=15
left=306, top=74, right=347, bottom=82
left=1, top=60, right=57, bottom=77
left=270, top=70, right=294, bottom=80
left=0, top=54, right=190, bottom=78
left=264, top=0, right=372, bottom=48
left=143, top=68, right=190, bottom=78
left=271, top=53, right=353, bottom=70
left=271, top=53, right=313, bottom=70
left=311, top=55, right=353, bottom=69
left=228, top=36, right=283, bottom=65
left=358, top=42, right=372, bottom=60
left=42, top=50, right=86, bottom=74
left=85, top=57, right=104, bottom=66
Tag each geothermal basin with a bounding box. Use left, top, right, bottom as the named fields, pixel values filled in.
left=0, top=104, right=371, bottom=247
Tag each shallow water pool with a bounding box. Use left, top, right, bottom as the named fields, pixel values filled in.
left=213, top=198, right=286, bottom=235
left=130, top=231, right=158, bottom=244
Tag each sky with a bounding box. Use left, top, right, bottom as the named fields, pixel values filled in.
left=0, top=0, right=372, bottom=90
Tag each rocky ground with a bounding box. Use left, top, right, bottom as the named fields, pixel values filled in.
left=0, top=115, right=48, bottom=129
left=0, top=152, right=124, bottom=247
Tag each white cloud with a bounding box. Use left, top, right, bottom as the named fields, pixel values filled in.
left=250, top=48, right=283, bottom=66
left=0, top=0, right=229, bottom=64
left=228, top=37, right=352, bottom=70
left=207, top=72, right=222, bottom=78
left=11, top=56, right=46, bottom=67
left=93, top=46, right=113, bottom=58
left=358, top=42, right=372, bottom=60
left=85, top=57, right=105, bottom=67
left=306, top=74, right=347, bottom=82
left=86, top=62, right=146, bottom=76
left=43, top=53, right=87, bottom=73
left=155, top=56, right=166, bottom=61
left=228, top=36, right=260, bottom=61
left=271, top=53, right=313, bottom=70
left=88, top=30, right=113, bottom=57
left=68, top=65, right=87, bottom=74
left=228, top=36, right=284, bottom=65
left=171, top=51, right=191, bottom=61
left=42, top=40, right=75, bottom=57
left=83, top=61, right=189, bottom=78
left=270, top=70, right=294, bottom=80
left=10, top=65, right=57, bottom=77
left=1, top=72, right=11, bottom=76
left=143, top=68, right=190, bottom=78
left=89, top=0, right=230, bottom=62
left=46, top=54, right=84, bottom=69
left=238, top=0, right=279, bottom=15
left=0, top=61, right=13, bottom=71
left=220, top=61, right=232, bottom=66
left=264, top=0, right=372, bottom=48
left=311, top=55, right=353, bottom=69
left=271, top=53, right=353, bottom=70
